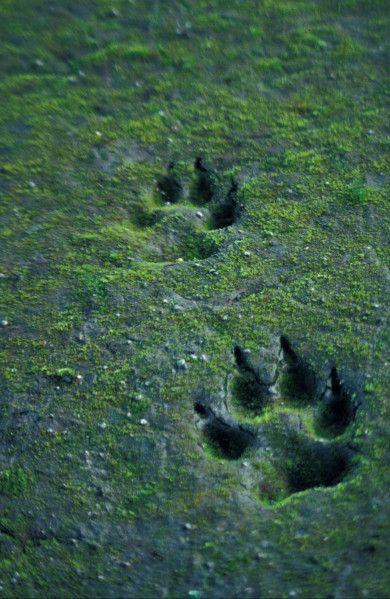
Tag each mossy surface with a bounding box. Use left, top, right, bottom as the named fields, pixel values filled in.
left=0, top=0, right=389, bottom=597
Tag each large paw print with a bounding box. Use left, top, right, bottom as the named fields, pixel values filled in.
left=195, top=337, right=359, bottom=503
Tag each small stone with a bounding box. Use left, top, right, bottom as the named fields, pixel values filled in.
left=184, top=522, right=193, bottom=530
left=76, top=374, right=83, bottom=382
left=140, top=418, right=148, bottom=426
left=244, top=250, right=251, bottom=257
left=99, top=422, right=107, bottom=430
left=126, top=412, right=132, bottom=418
left=35, top=59, right=44, bottom=67
left=0, top=319, right=9, bottom=327
left=95, top=130, right=102, bottom=137
left=196, top=211, right=204, bottom=218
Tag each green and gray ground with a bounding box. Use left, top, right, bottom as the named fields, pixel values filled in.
left=0, top=0, right=389, bottom=597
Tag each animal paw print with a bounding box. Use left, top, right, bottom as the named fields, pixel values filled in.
left=195, top=336, right=359, bottom=503
left=127, top=158, right=240, bottom=263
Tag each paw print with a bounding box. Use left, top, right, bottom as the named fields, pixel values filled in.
left=127, top=158, right=240, bottom=263
left=195, top=336, right=359, bottom=503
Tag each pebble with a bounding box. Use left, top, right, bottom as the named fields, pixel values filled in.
left=140, top=418, right=149, bottom=426
left=196, top=211, right=204, bottom=218
left=244, top=250, right=251, bottom=257
left=126, top=412, right=132, bottom=418
left=29, top=180, right=36, bottom=188
left=99, top=422, right=107, bottom=430
left=0, top=319, right=8, bottom=327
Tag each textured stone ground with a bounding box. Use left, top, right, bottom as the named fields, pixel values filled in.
left=0, top=1, right=389, bottom=597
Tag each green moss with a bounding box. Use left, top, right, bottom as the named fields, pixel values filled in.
left=0, top=0, right=389, bottom=595
left=0, top=466, right=35, bottom=497
left=85, top=43, right=156, bottom=65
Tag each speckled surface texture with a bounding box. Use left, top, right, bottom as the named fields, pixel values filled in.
left=0, top=1, right=389, bottom=597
